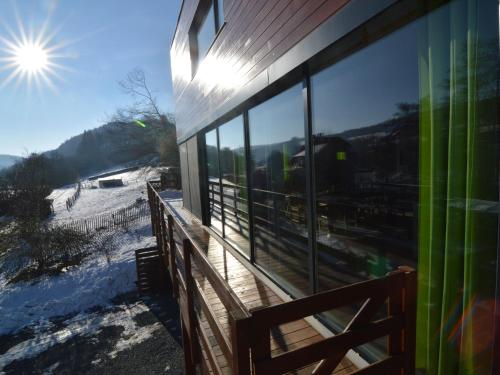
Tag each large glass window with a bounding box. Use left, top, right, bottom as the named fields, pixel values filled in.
left=204, top=116, right=250, bottom=256
left=218, top=116, right=250, bottom=256
left=249, top=84, right=310, bottom=296
left=179, top=142, right=191, bottom=212
left=311, top=16, right=420, bottom=295
left=310, top=18, right=420, bottom=357
left=205, top=129, right=222, bottom=233
left=310, top=0, right=500, bottom=372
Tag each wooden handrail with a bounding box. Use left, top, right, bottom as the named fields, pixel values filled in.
left=147, top=181, right=251, bottom=374
left=250, top=267, right=416, bottom=375
left=250, top=271, right=401, bottom=328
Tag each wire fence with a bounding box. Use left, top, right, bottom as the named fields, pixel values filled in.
left=66, top=182, right=82, bottom=211
left=56, top=200, right=150, bottom=234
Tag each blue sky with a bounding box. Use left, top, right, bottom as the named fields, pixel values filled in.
left=0, top=0, right=181, bottom=156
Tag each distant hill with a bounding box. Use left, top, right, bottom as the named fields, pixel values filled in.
left=0, top=155, right=22, bottom=170
left=50, top=120, right=168, bottom=158
left=44, top=117, right=177, bottom=176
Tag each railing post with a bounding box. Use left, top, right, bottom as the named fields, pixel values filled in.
left=401, top=266, right=416, bottom=375
left=249, top=308, right=271, bottom=374
left=230, top=310, right=251, bottom=375
left=183, top=239, right=200, bottom=370
left=154, top=195, right=160, bottom=238
left=388, top=270, right=404, bottom=375
left=147, top=184, right=155, bottom=236
left=168, top=215, right=179, bottom=298
left=180, top=317, right=196, bottom=375
left=159, top=204, right=168, bottom=264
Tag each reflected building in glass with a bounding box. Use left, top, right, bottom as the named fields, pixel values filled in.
left=170, top=0, right=500, bottom=373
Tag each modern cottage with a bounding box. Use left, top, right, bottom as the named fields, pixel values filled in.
left=148, top=0, right=500, bottom=373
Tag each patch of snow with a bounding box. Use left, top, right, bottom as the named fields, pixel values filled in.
left=41, top=361, right=60, bottom=375
left=109, top=321, right=162, bottom=359
left=0, top=301, right=159, bottom=372
left=0, top=221, right=155, bottom=335
left=91, top=358, right=101, bottom=366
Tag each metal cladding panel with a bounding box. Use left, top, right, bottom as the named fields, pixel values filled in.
left=170, top=0, right=359, bottom=143
left=179, top=142, right=191, bottom=212
left=187, top=135, right=202, bottom=219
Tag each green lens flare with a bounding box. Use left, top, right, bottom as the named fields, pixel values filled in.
left=134, top=120, right=146, bottom=128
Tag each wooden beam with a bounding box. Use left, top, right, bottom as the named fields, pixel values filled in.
left=194, top=280, right=233, bottom=363
left=252, top=274, right=397, bottom=328
left=197, top=317, right=225, bottom=375
left=312, top=294, right=388, bottom=375
left=254, top=316, right=402, bottom=374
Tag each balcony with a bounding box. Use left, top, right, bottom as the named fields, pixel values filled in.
left=146, top=181, right=417, bottom=375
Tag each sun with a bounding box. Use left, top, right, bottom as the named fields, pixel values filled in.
left=14, top=43, right=49, bottom=74
left=0, top=3, right=74, bottom=91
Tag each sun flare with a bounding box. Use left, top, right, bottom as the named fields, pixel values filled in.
left=0, top=4, right=74, bottom=91
left=14, top=43, right=49, bottom=73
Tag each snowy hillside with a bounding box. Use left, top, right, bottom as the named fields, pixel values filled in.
left=49, top=167, right=161, bottom=222
left=0, top=167, right=183, bottom=373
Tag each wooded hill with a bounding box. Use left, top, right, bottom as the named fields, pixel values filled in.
left=44, top=116, right=178, bottom=178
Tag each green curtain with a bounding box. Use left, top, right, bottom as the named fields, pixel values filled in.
left=417, top=0, right=499, bottom=374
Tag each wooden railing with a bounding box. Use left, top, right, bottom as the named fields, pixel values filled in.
left=148, top=180, right=252, bottom=375
left=147, top=180, right=417, bottom=375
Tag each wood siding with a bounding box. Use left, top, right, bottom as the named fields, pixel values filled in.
left=171, top=0, right=351, bottom=142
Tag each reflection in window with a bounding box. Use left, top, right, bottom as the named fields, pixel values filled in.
left=249, top=84, right=309, bottom=296
left=179, top=142, right=191, bottom=212
left=218, top=116, right=249, bottom=256
left=197, top=3, right=216, bottom=63
left=205, top=129, right=222, bottom=233
left=215, top=0, right=224, bottom=29
left=205, top=117, right=250, bottom=257
left=311, top=19, right=420, bottom=336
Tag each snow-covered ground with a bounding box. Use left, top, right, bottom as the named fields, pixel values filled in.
left=0, top=222, right=154, bottom=335
left=49, top=167, right=160, bottom=222
left=0, top=167, right=183, bottom=374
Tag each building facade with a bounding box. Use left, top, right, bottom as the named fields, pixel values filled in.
left=170, top=0, right=500, bottom=373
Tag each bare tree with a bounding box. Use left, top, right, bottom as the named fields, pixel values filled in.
left=116, top=68, right=179, bottom=167
left=117, top=67, right=173, bottom=124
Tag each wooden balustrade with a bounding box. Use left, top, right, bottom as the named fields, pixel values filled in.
left=147, top=181, right=417, bottom=375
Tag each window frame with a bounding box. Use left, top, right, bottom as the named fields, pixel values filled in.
left=189, top=0, right=225, bottom=78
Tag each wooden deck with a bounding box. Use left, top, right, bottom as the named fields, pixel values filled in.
left=148, top=181, right=418, bottom=375
left=167, top=198, right=356, bottom=374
